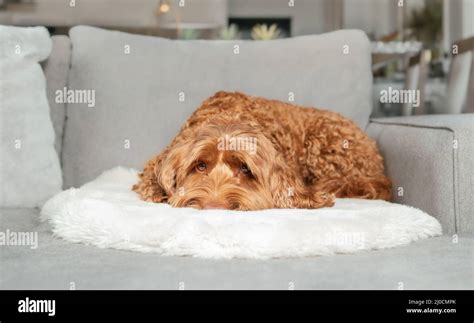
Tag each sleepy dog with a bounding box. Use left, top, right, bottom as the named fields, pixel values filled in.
left=133, top=91, right=392, bottom=210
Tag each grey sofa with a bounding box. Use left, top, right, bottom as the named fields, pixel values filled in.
left=1, top=27, right=473, bottom=289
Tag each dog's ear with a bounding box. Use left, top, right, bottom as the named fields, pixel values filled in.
left=249, top=134, right=333, bottom=209
left=132, top=153, right=168, bottom=202
left=156, top=144, right=183, bottom=196
left=267, top=156, right=335, bottom=209
left=156, top=140, right=198, bottom=197
left=133, top=141, right=193, bottom=202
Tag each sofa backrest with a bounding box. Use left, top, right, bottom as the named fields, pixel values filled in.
left=44, top=26, right=373, bottom=188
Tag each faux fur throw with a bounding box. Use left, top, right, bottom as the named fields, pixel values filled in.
left=41, top=167, right=442, bottom=259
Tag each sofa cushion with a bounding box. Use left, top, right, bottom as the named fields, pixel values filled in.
left=0, top=26, right=62, bottom=207
left=1, top=207, right=472, bottom=289
left=63, top=26, right=373, bottom=188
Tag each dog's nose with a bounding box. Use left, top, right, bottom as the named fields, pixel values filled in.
left=202, top=201, right=227, bottom=209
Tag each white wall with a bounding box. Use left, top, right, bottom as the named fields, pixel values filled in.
left=443, top=0, right=473, bottom=52
left=0, top=0, right=227, bottom=27
left=160, top=0, right=227, bottom=27
left=343, top=0, right=398, bottom=39
left=462, top=0, right=474, bottom=38
left=3, top=0, right=471, bottom=41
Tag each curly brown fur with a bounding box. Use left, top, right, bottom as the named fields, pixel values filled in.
left=133, top=91, right=392, bottom=210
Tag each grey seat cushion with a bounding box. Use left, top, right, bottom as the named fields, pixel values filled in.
left=62, top=26, right=373, bottom=188
left=0, top=208, right=472, bottom=289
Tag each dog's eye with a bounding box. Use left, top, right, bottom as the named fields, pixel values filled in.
left=195, top=161, right=207, bottom=173
left=240, top=163, right=252, bottom=176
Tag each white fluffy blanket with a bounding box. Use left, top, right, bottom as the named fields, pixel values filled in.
left=41, top=167, right=442, bottom=259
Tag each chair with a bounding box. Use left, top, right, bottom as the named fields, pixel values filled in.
left=402, top=50, right=431, bottom=116
left=443, top=36, right=474, bottom=114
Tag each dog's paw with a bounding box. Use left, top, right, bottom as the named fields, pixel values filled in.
left=290, top=190, right=334, bottom=209
left=309, top=191, right=335, bottom=209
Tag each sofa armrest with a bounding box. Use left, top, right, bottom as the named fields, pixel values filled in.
left=367, top=114, right=474, bottom=234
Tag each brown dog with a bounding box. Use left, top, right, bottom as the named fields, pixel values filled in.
left=133, top=91, right=391, bottom=210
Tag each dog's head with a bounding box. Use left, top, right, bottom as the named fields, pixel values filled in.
left=155, top=118, right=332, bottom=210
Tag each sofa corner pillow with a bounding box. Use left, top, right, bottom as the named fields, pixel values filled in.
left=0, top=25, right=62, bottom=207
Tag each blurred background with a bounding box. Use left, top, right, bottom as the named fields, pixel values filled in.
left=1, top=0, right=473, bottom=117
